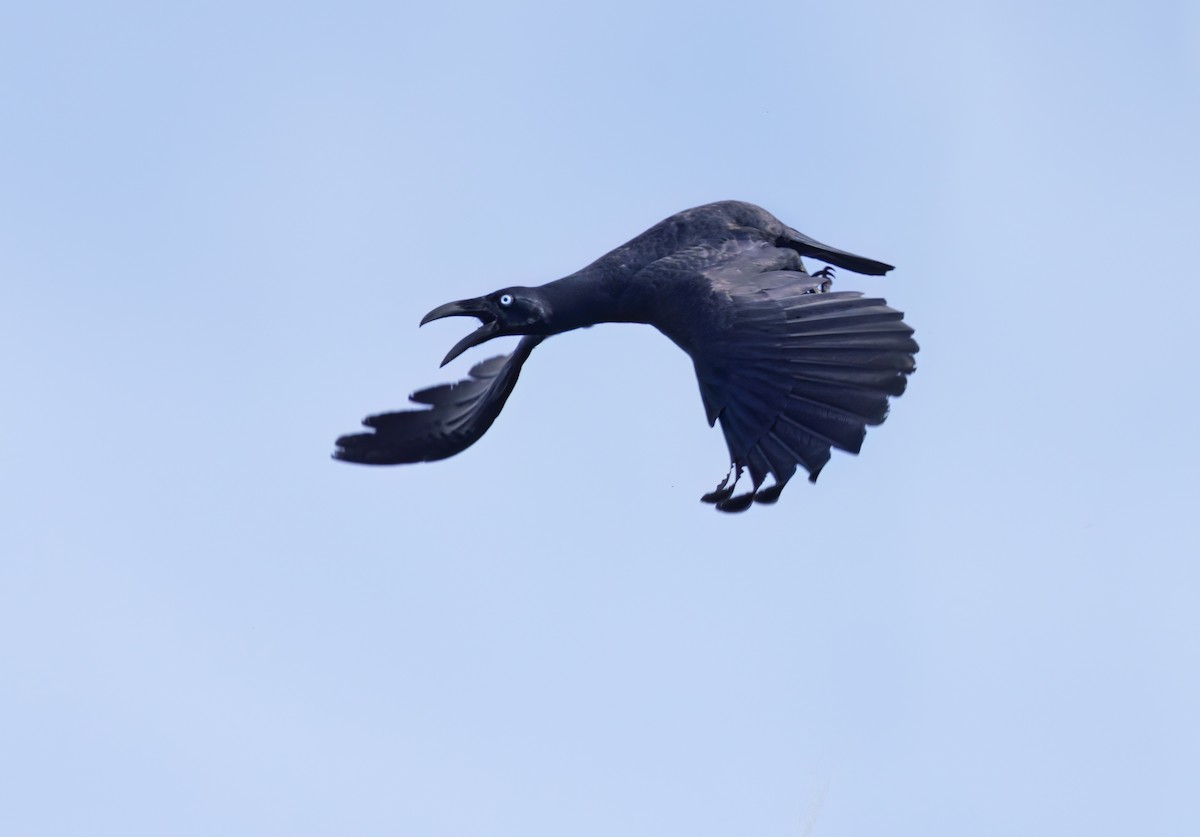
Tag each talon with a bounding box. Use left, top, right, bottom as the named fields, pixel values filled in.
left=812, top=266, right=835, bottom=292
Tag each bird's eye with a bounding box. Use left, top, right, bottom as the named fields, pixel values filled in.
left=499, top=294, right=514, bottom=307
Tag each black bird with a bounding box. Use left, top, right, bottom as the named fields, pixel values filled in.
left=334, top=201, right=917, bottom=512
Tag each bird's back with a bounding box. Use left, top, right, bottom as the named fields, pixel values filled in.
left=581, top=201, right=892, bottom=280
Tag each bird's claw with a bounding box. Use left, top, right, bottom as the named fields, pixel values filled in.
left=812, top=266, right=835, bottom=292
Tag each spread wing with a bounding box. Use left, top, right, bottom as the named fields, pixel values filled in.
left=333, top=335, right=544, bottom=464
left=682, top=246, right=918, bottom=511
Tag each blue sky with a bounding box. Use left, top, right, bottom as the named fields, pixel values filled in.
left=2, top=1, right=1198, bottom=835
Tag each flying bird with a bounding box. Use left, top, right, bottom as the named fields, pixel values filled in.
left=334, top=201, right=918, bottom=512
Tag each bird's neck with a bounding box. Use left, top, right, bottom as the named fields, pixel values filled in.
left=536, top=269, right=648, bottom=333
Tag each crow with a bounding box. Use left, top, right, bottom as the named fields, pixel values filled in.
left=334, top=201, right=917, bottom=512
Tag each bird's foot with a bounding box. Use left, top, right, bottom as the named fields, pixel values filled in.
left=812, top=266, right=835, bottom=292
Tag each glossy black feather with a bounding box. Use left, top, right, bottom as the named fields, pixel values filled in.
left=688, top=273, right=917, bottom=508
left=334, top=200, right=918, bottom=511
left=334, top=336, right=542, bottom=464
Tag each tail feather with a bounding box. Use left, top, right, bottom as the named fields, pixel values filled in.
left=781, top=228, right=895, bottom=276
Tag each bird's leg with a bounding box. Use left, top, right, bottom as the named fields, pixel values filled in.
left=811, top=266, right=835, bottom=293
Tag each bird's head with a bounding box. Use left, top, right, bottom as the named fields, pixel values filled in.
left=421, top=287, right=550, bottom=366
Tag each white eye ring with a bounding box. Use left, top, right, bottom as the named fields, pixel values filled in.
left=498, top=294, right=514, bottom=307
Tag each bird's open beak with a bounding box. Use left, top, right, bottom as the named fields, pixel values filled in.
left=421, top=297, right=501, bottom=366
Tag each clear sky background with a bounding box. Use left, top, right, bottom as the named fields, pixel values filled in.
left=2, top=1, right=1198, bottom=835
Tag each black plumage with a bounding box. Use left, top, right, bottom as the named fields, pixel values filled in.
left=334, top=201, right=918, bottom=511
